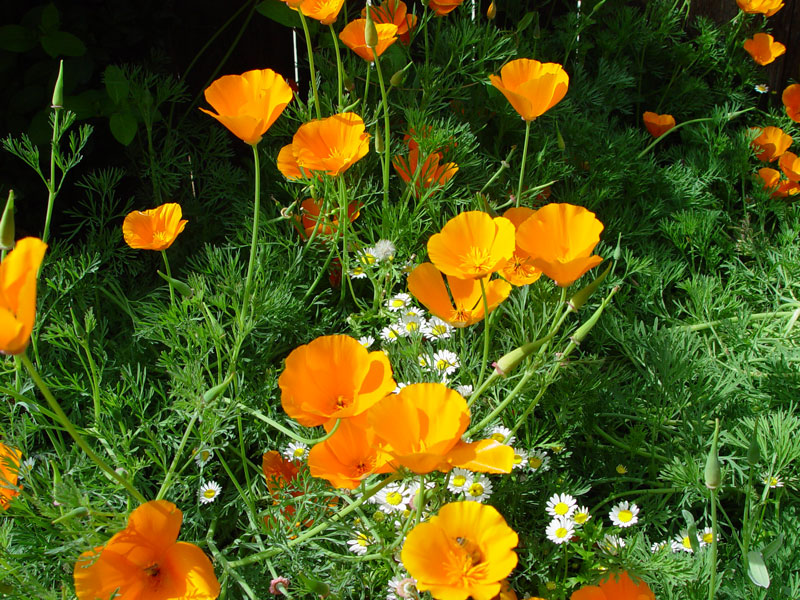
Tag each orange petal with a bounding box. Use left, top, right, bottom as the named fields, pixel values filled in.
left=442, top=439, right=514, bottom=473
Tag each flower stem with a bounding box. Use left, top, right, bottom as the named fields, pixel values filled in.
left=361, top=65, right=372, bottom=114
left=42, top=108, right=60, bottom=244
left=240, top=144, right=261, bottom=327
left=516, top=120, right=532, bottom=207
left=373, top=53, right=391, bottom=205
left=299, top=12, right=322, bottom=119
left=329, top=24, right=344, bottom=109
left=709, top=487, right=719, bottom=600
left=156, top=412, right=198, bottom=500
left=18, top=351, right=147, bottom=504
left=473, top=277, right=493, bottom=394
left=224, top=398, right=342, bottom=445
left=161, top=249, right=175, bottom=306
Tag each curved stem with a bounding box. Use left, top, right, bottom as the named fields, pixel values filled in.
left=161, top=250, right=175, bottom=306
left=226, top=398, right=342, bottom=445
left=240, top=144, right=261, bottom=327
left=329, top=24, right=344, bottom=109
left=373, top=53, right=391, bottom=205
left=516, top=120, right=532, bottom=207
left=299, top=12, right=322, bottom=119
left=156, top=412, right=199, bottom=500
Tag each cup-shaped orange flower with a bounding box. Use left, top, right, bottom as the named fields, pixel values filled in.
left=339, top=20, right=398, bottom=61
left=393, top=147, right=458, bottom=197
left=402, top=501, right=518, bottom=600
left=752, top=126, right=793, bottom=162
left=427, top=211, right=515, bottom=280
left=0, top=443, right=21, bottom=510
left=500, top=207, right=541, bottom=286
left=489, top=59, right=569, bottom=121
left=516, top=203, right=604, bottom=287
left=758, top=168, right=800, bottom=198
left=780, top=151, right=800, bottom=182
left=286, top=113, right=371, bottom=177
left=279, top=334, right=396, bottom=427
left=570, top=571, right=655, bottom=600
left=0, top=237, right=47, bottom=355
left=783, top=84, right=800, bottom=123
left=428, top=0, right=465, bottom=16
left=408, top=263, right=511, bottom=327
left=743, top=33, right=786, bottom=65
left=200, top=69, right=293, bottom=145
left=736, top=0, right=784, bottom=16
left=362, top=0, right=417, bottom=44
left=642, top=111, right=676, bottom=138
left=74, top=500, right=220, bottom=600
left=292, top=0, right=346, bottom=24
left=123, top=203, right=188, bottom=251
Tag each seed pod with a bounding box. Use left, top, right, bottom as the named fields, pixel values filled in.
left=0, top=190, right=15, bottom=250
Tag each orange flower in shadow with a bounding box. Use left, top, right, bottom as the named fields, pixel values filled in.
left=428, top=0, right=465, bottom=16
left=642, top=112, right=676, bottom=138
left=200, top=69, right=293, bottom=145
left=123, top=203, right=188, bottom=251
left=262, top=450, right=304, bottom=523
left=279, top=334, right=396, bottom=427
left=743, top=33, right=786, bottom=65
left=516, top=203, right=604, bottom=287
left=783, top=84, right=800, bottom=123
left=339, top=20, right=398, bottom=61
left=752, top=126, right=792, bottom=162
left=393, top=146, right=458, bottom=197
left=277, top=144, right=304, bottom=180
left=489, top=59, right=569, bottom=121
left=286, top=113, right=371, bottom=177
left=73, top=500, right=220, bottom=600
left=736, top=0, right=784, bottom=16
left=0, top=443, right=21, bottom=510
left=427, top=211, right=515, bottom=280
left=758, top=168, right=800, bottom=198
left=0, top=237, right=47, bottom=356
left=402, top=502, right=518, bottom=600
left=293, top=198, right=360, bottom=240
left=407, top=263, right=511, bottom=327
left=362, top=0, right=417, bottom=44
left=570, top=572, right=655, bottom=600
left=780, top=151, right=800, bottom=182
left=500, top=207, right=542, bottom=286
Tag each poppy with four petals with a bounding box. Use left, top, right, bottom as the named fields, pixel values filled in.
left=489, top=59, right=569, bottom=122
left=123, top=203, right=188, bottom=251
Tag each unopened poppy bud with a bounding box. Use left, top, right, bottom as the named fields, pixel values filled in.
left=390, top=69, right=405, bottom=87
left=51, top=506, right=89, bottom=524
left=374, top=124, right=384, bottom=153
left=568, top=261, right=610, bottom=312
left=569, top=286, right=618, bottom=347
left=0, top=190, right=15, bottom=250
left=494, top=338, right=548, bottom=376
left=157, top=270, right=193, bottom=297
left=51, top=60, right=64, bottom=109
left=203, top=372, right=235, bottom=403
left=704, top=419, right=721, bottom=490
left=487, top=1, right=496, bottom=20
left=364, top=5, right=379, bottom=49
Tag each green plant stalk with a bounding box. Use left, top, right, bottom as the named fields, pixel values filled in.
left=468, top=367, right=536, bottom=437
left=472, top=278, right=493, bottom=394
left=18, top=352, right=147, bottom=504
left=361, top=66, right=372, bottom=114
left=709, top=488, right=719, bottom=600
left=480, top=146, right=516, bottom=195
left=144, top=118, right=162, bottom=204
left=161, top=250, right=176, bottom=306
left=240, top=144, right=262, bottom=327
left=415, top=474, right=425, bottom=526
left=225, top=398, right=342, bottom=445
left=299, top=12, right=322, bottom=119
left=329, top=24, right=344, bottom=109
left=674, top=307, right=800, bottom=331
left=217, top=453, right=266, bottom=550
left=78, top=336, right=102, bottom=425
left=338, top=176, right=350, bottom=303
left=207, top=519, right=258, bottom=600
left=155, top=412, right=199, bottom=500
left=42, top=109, right=60, bottom=245
left=591, top=424, right=669, bottom=462
left=515, top=120, right=532, bottom=207
left=373, top=52, right=391, bottom=205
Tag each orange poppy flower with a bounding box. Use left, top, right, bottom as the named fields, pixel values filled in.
left=743, top=33, right=786, bottom=65
left=642, top=111, right=676, bottom=138
left=402, top=501, right=518, bottom=600
left=200, top=69, right=293, bottom=145
left=570, top=571, right=655, bottom=600
left=780, top=151, right=800, bottom=181
left=393, top=147, right=458, bottom=197
left=123, top=203, right=188, bottom=251
left=292, top=198, right=360, bottom=240
left=339, top=20, right=399, bottom=62
left=292, top=0, right=346, bottom=24
left=751, top=126, right=793, bottom=162
left=500, top=207, right=541, bottom=286
left=73, top=500, right=220, bottom=600
left=262, top=450, right=304, bottom=521
left=307, top=418, right=395, bottom=489
left=277, top=144, right=304, bottom=180
left=362, top=0, right=417, bottom=44
left=0, top=443, right=22, bottom=509
left=427, top=211, right=515, bottom=280
left=489, top=59, right=569, bottom=121
left=286, top=113, right=370, bottom=177
left=758, top=168, right=800, bottom=198
left=0, top=237, right=47, bottom=356
left=736, top=0, right=784, bottom=16
left=407, top=263, right=511, bottom=327
left=516, top=203, right=604, bottom=287
left=783, top=84, right=800, bottom=122
left=428, top=0, right=465, bottom=16
left=279, top=334, right=396, bottom=428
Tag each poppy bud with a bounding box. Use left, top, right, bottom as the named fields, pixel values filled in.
left=570, top=289, right=616, bottom=346
left=493, top=337, right=549, bottom=376
left=0, top=190, right=15, bottom=250
left=487, top=1, right=496, bottom=19
left=374, top=124, right=384, bottom=153
left=704, top=419, right=721, bottom=490
left=364, top=5, right=379, bottom=49
left=390, top=69, right=405, bottom=88
left=568, top=261, right=610, bottom=312
left=51, top=60, right=64, bottom=109
left=203, top=372, right=235, bottom=403
left=157, top=270, right=193, bottom=297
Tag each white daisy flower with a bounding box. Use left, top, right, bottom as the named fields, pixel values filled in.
left=393, top=382, right=409, bottom=394
left=372, top=240, right=396, bottom=262
left=17, top=457, right=35, bottom=479
left=282, top=442, right=308, bottom=461
left=199, top=481, right=222, bottom=504
left=545, top=517, right=574, bottom=545
left=195, top=448, right=214, bottom=468
left=672, top=530, right=696, bottom=553
left=418, top=354, right=429, bottom=368
left=347, top=532, right=372, bottom=555
left=350, top=265, right=368, bottom=279
left=422, top=316, right=453, bottom=341
left=387, top=574, right=417, bottom=600
left=430, top=350, right=459, bottom=376
left=699, top=527, right=719, bottom=546
left=402, top=306, right=425, bottom=318
left=358, top=250, right=377, bottom=266
left=763, top=473, right=784, bottom=488
left=573, top=505, right=591, bottom=526
left=609, top=501, right=639, bottom=528
left=464, top=474, right=493, bottom=502
left=546, top=493, right=577, bottom=518
left=454, top=384, right=473, bottom=398
left=754, top=83, right=769, bottom=94
left=527, top=449, right=550, bottom=472
left=651, top=541, right=668, bottom=553
left=600, top=534, right=626, bottom=554
left=380, top=325, right=403, bottom=343
left=398, top=313, right=424, bottom=336
left=511, top=448, right=527, bottom=470
left=447, top=468, right=472, bottom=494
left=358, top=335, right=375, bottom=349
left=487, top=425, right=515, bottom=446
left=377, top=483, right=411, bottom=513
left=386, top=293, right=412, bottom=312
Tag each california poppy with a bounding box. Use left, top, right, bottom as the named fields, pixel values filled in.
left=339, top=20, right=399, bottom=62
left=500, top=207, right=542, bottom=286
left=362, top=0, right=417, bottom=44
left=751, top=126, right=793, bottom=162
left=402, top=501, right=518, bottom=600
left=123, top=203, right=187, bottom=251
left=407, top=263, right=511, bottom=327
left=642, top=112, right=676, bottom=138
left=291, top=0, right=346, bottom=24
left=743, top=33, right=786, bottom=65
left=779, top=152, right=800, bottom=182
left=516, top=203, right=604, bottom=287
left=293, top=198, right=360, bottom=240
left=428, top=0, right=465, bottom=16
left=277, top=144, right=304, bottom=180
left=393, top=147, right=458, bottom=197
left=489, top=59, right=569, bottom=122
left=0, top=443, right=21, bottom=509
left=427, top=211, right=515, bottom=280
left=73, top=500, right=220, bottom=600
left=0, top=237, right=47, bottom=355
left=285, top=113, right=371, bottom=177
left=783, top=84, right=800, bottom=123
left=736, top=0, right=784, bottom=16
left=279, top=334, right=396, bottom=428
left=200, top=69, right=293, bottom=145
left=570, top=571, right=655, bottom=600
left=757, top=167, right=800, bottom=198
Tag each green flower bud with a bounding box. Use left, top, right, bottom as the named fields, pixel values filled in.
left=157, top=270, right=193, bottom=297
left=0, top=190, right=15, bottom=250
left=704, top=419, right=721, bottom=490
left=364, top=5, right=379, bottom=49
left=203, top=372, right=235, bottom=403
left=568, top=261, right=610, bottom=312
left=51, top=60, right=64, bottom=109
left=374, top=124, right=384, bottom=153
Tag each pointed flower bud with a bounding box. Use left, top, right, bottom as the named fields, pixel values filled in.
left=374, top=123, right=384, bottom=153
left=364, top=3, right=379, bottom=49
left=157, top=270, right=194, bottom=297
left=487, top=1, right=496, bottom=19
left=0, top=190, right=15, bottom=250
left=51, top=60, right=64, bottom=109
left=568, top=262, right=610, bottom=312
left=704, top=419, right=721, bottom=490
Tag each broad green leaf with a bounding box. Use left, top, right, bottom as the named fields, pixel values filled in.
left=0, top=25, right=37, bottom=52
left=40, top=3, right=60, bottom=34
left=40, top=31, right=86, bottom=57
left=747, top=550, right=770, bottom=588
left=104, top=65, right=129, bottom=105
left=109, top=112, right=137, bottom=146
left=256, top=0, right=303, bottom=29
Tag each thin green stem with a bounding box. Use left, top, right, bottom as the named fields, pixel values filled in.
left=338, top=176, right=349, bottom=304
left=156, top=412, right=199, bottom=500
left=361, top=66, right=372, bottom=113
left=299, top=12, right=322, bottom=119
left=709, top=488, right=719, bottom=600
left=224, top=398, right=342, bottom=445
left=674, top=307, right=800, bottom=332
left=43, top=109, right=59, bottom=244
left=161, top=250, right=175, bottom=306
left=240, top=144, right=261, bottom=327
left=373, top=52, right=391, bottom=205
left=207, top=520, right=258, bottom=600
left=329, top=24, right=344, bottom=109
left=516, top=120, right=532, bottom=207
left=473, top=278, right=493, bottom=394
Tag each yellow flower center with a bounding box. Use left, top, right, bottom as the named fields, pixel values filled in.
left=529, top=457, right=543, bottom=469
left=554, top=502, right=570, bottom=515
left=292, top=448, right=305, bottom=458
left=617, top=509, right=633, bottom=523
left=703, top=532, right=714, bottom=544
left=467, top=483, right=484, bottom=497
left=461, top=247, right=492, bottom=275
left=335, top=395, right=353, bottom=409
left=405, top=321, right=419, bottom=332
left=682, top=537, right=692, bottom=549
left=203, top=489, right=217, bottom=499
left=199, top=451, right=210, bottom=461
left=490, top=432, right=506, bottom=443
left=436, top=359, right=450, bottom=370
left=616, top=464, right=627, bottom=474
left=385, top=491, right=404, bottom=506
left=513, top=454, right=523, bottom=465
left=151, top=231, right=171, bottom=246
left=452, top=475, right=466, bottom=487
left=432, top=325, right=448, bottom=335
left=555, top=527, right=568, bottom=538
left=574, top=512, right=588, bottom=524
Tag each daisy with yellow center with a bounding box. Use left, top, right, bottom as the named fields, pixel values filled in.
left=573, top=505, right=591, bottom=525
left=511, top=449, right=526, bottom=470
left=464, top=474, right=493, bottom=502
left=527, top=450, right=550, bottom=472
left=195, top=448, right=214, bottom=468
left=545, top=493, right=576, bottom=518
left=283, top=442, right=309, bottom=461
left=378, top=483, right=411, bottom=513
left=672, top=530, right=696, bottom=553
left=608, top=501, right=639, bottom=527
left=198, top=481, right=222, bottom=504
left=347, top=532, right=372, bottom=555
left=545, top=517, right=574, bottom=545
left=448, top=468, right=472, bottom=494
left=699, top=527, right=719, bottom=546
